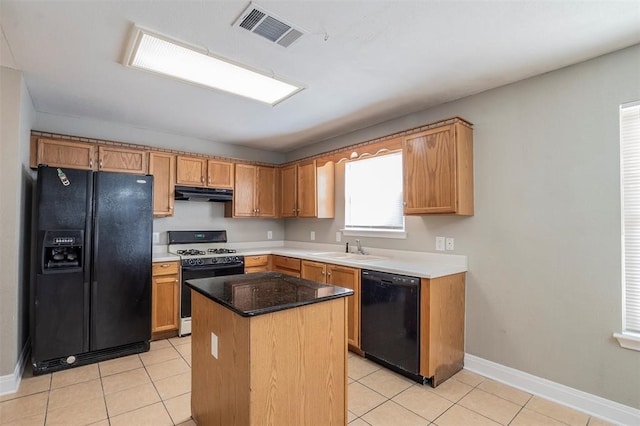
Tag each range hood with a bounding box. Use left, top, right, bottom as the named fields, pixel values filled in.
left=174, top=185, right=233, bottom=202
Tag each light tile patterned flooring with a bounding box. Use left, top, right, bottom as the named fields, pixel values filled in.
left=0, top=337, right=614, bottom=425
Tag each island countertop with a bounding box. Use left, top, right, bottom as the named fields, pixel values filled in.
left=186, top=272, right=354, bottom=317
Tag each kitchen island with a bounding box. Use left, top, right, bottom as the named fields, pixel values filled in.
left=186, top=272, right=353, bottom=426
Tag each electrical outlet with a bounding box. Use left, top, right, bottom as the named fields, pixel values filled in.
left=152, top=232, right=160, bottom=244
left=310, top=231, right=316, bottom=241
left=267, top=230, right=273, bottom=240
left=336, top=231, right=341, bottom=242
left=446, top=238, right=455, bottom=251
left=436, top=236, right=445, bottom=251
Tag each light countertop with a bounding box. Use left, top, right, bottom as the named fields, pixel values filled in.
left=153, top=241, right=467, bottom=279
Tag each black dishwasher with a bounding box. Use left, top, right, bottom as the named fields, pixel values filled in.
left=361, top=269, right=424, bottom=383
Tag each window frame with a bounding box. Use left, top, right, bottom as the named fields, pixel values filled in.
left=615, top=100, right=640, bottom=352
left=342, top=151, right=406, bottom=239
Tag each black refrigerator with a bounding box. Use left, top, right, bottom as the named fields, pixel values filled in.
left=32, top=166, right=153, bottom=374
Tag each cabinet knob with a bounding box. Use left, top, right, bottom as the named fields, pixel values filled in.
left=89, top=159, right=93, bottom=168
left=99, top=160, right=103, bottom=169
left=201, top=177, right=205, bottom=183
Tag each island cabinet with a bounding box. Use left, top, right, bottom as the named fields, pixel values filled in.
left=271, top=255, right=301, bottom=277
left=244, top=255, right=271, bottom=273
left=420, top=272, right=466, bottom=387
left=151, top=261, right=180, bottom=336
left=301, top=261, right=361, bottom=349
left=402, top=120, right=474, bottom=215
left=279, top=160, right=335, bottom=218
left=148, top=152, right=175, bottom=217
left=34, top=138, right=148, bottom=174
left=188, top=273, right=350, bottom=426
left=176, top=156, right=235, bottom=188
left=225, top=164, right=276, bottom=218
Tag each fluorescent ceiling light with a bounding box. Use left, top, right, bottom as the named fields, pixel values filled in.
left=125, top=28, right=302, bottom=105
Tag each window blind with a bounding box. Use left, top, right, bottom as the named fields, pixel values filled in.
left=344, top=152, right=404, bottom=230
left=621, top=102, right=640, bottom=334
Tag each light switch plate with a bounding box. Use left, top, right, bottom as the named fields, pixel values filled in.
left=336, top=231, right=341, bottom=242
left=436, top=237, right=445, bottom=251
left=310, top=231, right=316, bottom=241
left=211, top=332, right=218, bottom=359
left=152, top=232, right=160, bottom=244
left=267, top=230, right=273, bottom=240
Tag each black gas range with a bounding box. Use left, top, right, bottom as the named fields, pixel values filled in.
left=168, top=230, right=245, bottom=336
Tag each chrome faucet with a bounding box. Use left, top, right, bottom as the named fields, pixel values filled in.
left=355, top=239, right=367, bottom=255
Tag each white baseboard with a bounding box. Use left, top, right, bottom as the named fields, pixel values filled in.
left=0, top=339, right=30, bottom=397
left=464, top=353, right=640, bottom=426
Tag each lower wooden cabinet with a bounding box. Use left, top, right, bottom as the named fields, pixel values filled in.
left=420, top=273, right=466, bottom=386
left=301, top=260, right=360, bottom=349
left=244, top=255, right=271, bottom=273
left=151, top=261, right=180, bottom=334
left=271, top=255, right=301, bottom=277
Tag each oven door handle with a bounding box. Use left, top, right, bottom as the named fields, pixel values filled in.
left=181, top=262, right=244, bottom=272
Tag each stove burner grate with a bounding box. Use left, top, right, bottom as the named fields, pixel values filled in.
left=176, top=249, right=205, bottom=256
left=207, top=248, right=237, bottom=254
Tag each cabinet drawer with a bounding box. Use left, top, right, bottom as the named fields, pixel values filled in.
left=245, top=255, right=269, bottom=267
left=245, top=266, right=269, bottom=274
left=152, top=261, right=179, bottom=276
left=272, top=256, right=301, bottom=271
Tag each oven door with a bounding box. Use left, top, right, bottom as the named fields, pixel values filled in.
left=180, top=262, right=244, bottom=328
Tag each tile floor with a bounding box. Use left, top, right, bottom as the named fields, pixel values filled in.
left=0, top=337, right=614, bottom=426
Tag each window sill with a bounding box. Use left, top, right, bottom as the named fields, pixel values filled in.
left=341, top=228, right=407, bottom=239
left=613, top=332, right=640, bottom=351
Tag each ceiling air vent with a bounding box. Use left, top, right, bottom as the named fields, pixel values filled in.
left=233, top=3, right=304, bottom=48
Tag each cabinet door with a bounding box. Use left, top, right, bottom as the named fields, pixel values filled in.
left=98, top=146, right=147, bottom=174
left=176, top=156, right=207, bottom=187
left=327, top=264, right=360, bottom=348
left=36, top=138, right=96, bottom=170
left=256, top=166, right=276, bottom=217
left=207, top=160, right=234, bottom=189
left=403, top=126, right=456, bottom=214
left=233, top=164, right=257, bottom=217
left=280, top=164, right=297, bottom=218
left=301, top=260, right=327, bottom=283
left=152, top=275, right=179, bottom=333
left=149, top=152, right=175, bottom=217
left=297, top=161, right=317, bottom=217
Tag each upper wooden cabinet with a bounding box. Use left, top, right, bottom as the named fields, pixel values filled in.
left=226, top=164, right=276, bottom=218
left=176, top=156, right=234, bottom=188
left=176, top=156, right=207, bottom=186
left=36, top=138, right=96, bottom=170
left=279, top=160, right=335, bottom=218
left=35, top=138, right=148, bottom=174
left=148, top=152, right=176, bottom=217
left=97, top=146, right=147, bottom=174
left=207, top=160, right=234, bottom=189
left=402, top=121, right=473, bottom=215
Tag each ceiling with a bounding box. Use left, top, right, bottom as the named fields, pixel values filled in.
left=1, top=1, right=639, bottom=153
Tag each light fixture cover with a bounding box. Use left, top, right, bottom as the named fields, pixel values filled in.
left=125, top=27, right=302, bottom=105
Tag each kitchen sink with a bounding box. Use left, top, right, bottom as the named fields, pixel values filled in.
left=310, top=252, right=387, bottom=262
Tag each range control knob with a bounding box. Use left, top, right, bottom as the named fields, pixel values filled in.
left=196, top=258, right=204, bottom=265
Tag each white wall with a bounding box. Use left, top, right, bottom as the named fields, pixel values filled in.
left=152, top=201, right=284, bottom=245
left=0, top=66, right=35, bottom=377
left=285, top=44, right=640, bottom=409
